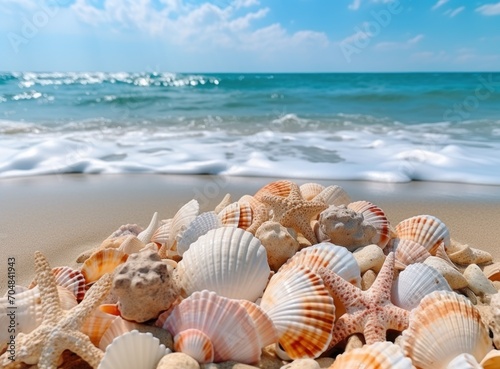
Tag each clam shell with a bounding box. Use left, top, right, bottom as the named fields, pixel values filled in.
left=299, top=182, right=325, bottom=200
left=348, top=201, right=391, bottom=248
left=239, top=300, right=278, bottom=348
left=260, top=265, right=335, bottom=359
left=176, top=211, right=221, bottom=256
left=254, top=180, right=293, bottom=201
left=29, top=266, right=86, bottom=302
left=163, top=290, right=262, bottom=364
left=394, top=238, right=431, bottom=267
left=424, top=256, right=468, bottom=290
left=391, top=263, right=452, bottom=311
left=402, top=290, right=492, bottom=368
left=281, top=242, right=361, bottom=287
left=81, top=249, right=129, bottom=284
left=314, top=185, right=351, bottom=206
left=176, top=227, right=270, bottom=301
left=137, top=212, right=160, bottom=244
left=97, top=330, right=169, bottom=369
left=395, top=215, right=450, bottom=255
left=331, top=341, right=414, bottom=369
left=99, top=316, right=140, bottom=351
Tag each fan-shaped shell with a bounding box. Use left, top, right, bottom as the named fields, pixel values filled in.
left=299, top=182, right=325, bottom=200
left=402, top=290, right=492, bottom=368
left=394, top=238, right=431, bottom=267
left=99, top=315, right=140, bottom=350
left=97, top=330, right=169, bottom=369
left=81, top=308, right=118, bottom=347
left=81, top=249, right=128, bottom=284
left=280, top=242, right=361, bottom=287
left=254, top=180, right=293, bottom=201
left=218, top=202, right=241, bottom=227
left=446, top=353, right=482, bottom=369
left=260, top=265, right=335, bottom=359
left=391, top=263, right=452, bottom=311
left=176, top=211, right=221, bottom=256
left=173, top=328, right=214, bottom=363
left=166, top=199, right=200, bottom=250
left=29, top=266, right=86, bottom=302
left=117, top=235, right=147, bottom=255
left=163, top=290, right=262, bottom=364
left=348, top=200, right=391, bottom=248
left=395, top=215, right=450, bottom=255
left=176, top=227, right=270, bottom=301
left=314, top=185, right=351, bottom=206
left=331, top=341, right=414, bottom=369
left=239, top=300, right=278, bottom=348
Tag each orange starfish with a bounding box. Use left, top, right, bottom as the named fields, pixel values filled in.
left=317, top=252, right=409, bottom=349
left=259, top=182, right=327, bottom=244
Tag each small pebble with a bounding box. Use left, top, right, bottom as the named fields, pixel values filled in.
left=157, top=352, right=200, bottom=369
left=280, top=359, right=320, bottom=369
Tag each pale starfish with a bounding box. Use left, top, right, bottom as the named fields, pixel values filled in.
left=259, top=182, right=327, bottom=244
left=317, top=252, right=409, bottom=349
left=1, top=251, right=112, bottom=369
left=245, top=202, right=269, bottom=235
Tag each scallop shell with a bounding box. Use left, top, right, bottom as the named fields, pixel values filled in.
left=176, top=211, right=221, bottom=256
left=81, top=249, right=129, bottom=284
left=281, top=242, right=361, bottom=287
left=348, top=201, right=391, bottom=248
left=331, top=341, right=414, bottom=369
left=81, top=308, right=117, bottom=346
left=137, top=212, right=160, bottom=244
left=99, top=316, right=140, bottom=350
left=239, top=300, right=278, bottom=348
left=97, top=330, right=169, bottom=369
left=299, top=182, right=325, bottom=200
left=214, top=193, right=232, bottom=214
left=260, top=265, right=335, bottom=359
left=163, top=290, right=262, bottom=364
left=173, top=328, right=214, bottom=363
left=176, top=227, right=270, bottom=301
left=29, top=266, right=86, bottom=302
left=391, top=263, right=452, bottom=311
left=402, top=290, right=493, bottom=368
left=238, top=194, right=263, bottom=212
left=218, top=202, right=241, bottom=227
left=484, top=262, right=500, bottom=282
left=394, top=238, right=431, bottom=267
left=395, top=215, right=450, bottom=255
left=446, top=353, right=482, bottom=369
left=313, top=185, right=351, bottom=206
left=160, top=199, right=200, bottom=252
left=254, top=180, right=293, bottom=201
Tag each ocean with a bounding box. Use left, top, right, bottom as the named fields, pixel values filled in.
left=1, top=72, right=499, bottom=184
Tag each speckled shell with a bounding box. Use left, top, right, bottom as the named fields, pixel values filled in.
left=239, top=300, right=278, bottom=348
left=394, top=239, right=431, bottom=267
left=163, top=290, right=262, bottom=364
left=176, top=211, right=221, bottom=256
left=280, top=242, right=361, bottom=287
left=176, top=227, right=270, bottom=301
left=137, top=212, right=160, bottom=244
left=260, top=265, right=335, bottom=359
left=331, top=341, right=415, bottom=369
left=81, top=249, right=129, bottom=284
left=395, top=215, right=450, bottom=255
left=299, top=182, right=325, bottom=200
left=29, top=266, right=86, bottom=302
left=254, top=180, right=293, bottom=201
left=402, top=290, right=492, bottom=369
left=348, top=201, right=391, bottom=248
left=314, top=185, right=351, bottom=206
left=391, top=263, right=452, bottom=311
left=97, top=330, right=169, bottom=369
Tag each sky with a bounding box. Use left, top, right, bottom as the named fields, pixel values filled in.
left=0, top=0, right=500, bottom=72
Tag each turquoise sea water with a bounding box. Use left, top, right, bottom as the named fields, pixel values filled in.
left=1, top=72, right=499, bottom=183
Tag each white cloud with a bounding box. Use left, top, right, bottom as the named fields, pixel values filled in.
left=476, top=2, right=500, bottom=15
left=374, top=34, right=424, bottom=50
left=340, top=24, right=372, bottom=45
left=348, top=0, right=361, bottom=10
left=445, top=6, right=465, bottom=17
left=432, top=0, right=449, bottom=11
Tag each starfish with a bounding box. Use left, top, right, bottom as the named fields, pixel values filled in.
left=259, top=182, right=327, bottom=244
left=317, top=252, right=409, bottom=350
left=1, top=251, right=112, bottom=369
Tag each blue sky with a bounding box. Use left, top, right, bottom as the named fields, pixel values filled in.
left=1, top=0, right=500, bottom=72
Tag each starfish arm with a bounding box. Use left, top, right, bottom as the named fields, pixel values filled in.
left=37, top=341, right=65, bottom=369
left=246, top=203, right=269, bottom=234
left=56, top=331, right=104, bottom=369
left=317, top=267, right=361, bottom=309
left=327, top=314, right=363, bottom=350
left=363, top=314, right=389, bottom=345
left=66, top=273, right=112, bottom=330
left=34, top=251, right=63, bottom=322
left=385, top=305, right=410, bottom=332
left=370, top=252, right=395, bottom=304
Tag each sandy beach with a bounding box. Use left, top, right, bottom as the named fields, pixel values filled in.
left=1, top=174, right=499, bottom=295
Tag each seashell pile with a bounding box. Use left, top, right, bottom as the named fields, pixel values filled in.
left=1, top=179, right=499, bottom=369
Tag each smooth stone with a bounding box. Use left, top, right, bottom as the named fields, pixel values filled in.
left=280, top=359, right=320, bottom=369
left=157, top=352, right=200, bottom=369
left=314, top=358, right=335, bottom=369
left=201, top=362, right=258, bottom=369
left=463, top=264, right=497, bottom=297
left=353, top=244, right=385, bottom=273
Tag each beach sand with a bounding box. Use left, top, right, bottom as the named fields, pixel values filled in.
left=1, top=174, right=500, bottom=294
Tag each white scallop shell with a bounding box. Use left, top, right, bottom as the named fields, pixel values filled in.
left=395, top=215, right=450, bottom=255
left=163, top=290, right=262, bottom=364
left=99, top=316, right=140, bottom=350
left=281, top=242, right=361, bottom=287
left=402, top=290, right=492, bottom=369
left=176, top=211, right=221, bottom=256
left=98, top=330, right=170, bottom=369
left=331, top=341, right=414, bottom=369
left=391, top=263, right=452, bottom=311
left=394, top=238, right=431, bottom=267
left=446, top=353, right=482, bottom=369
left=299, top=182, right=325, bottom=200
left=137, top=212, right=160, bottom=244
left=260, top=265, right=335, bottom=359
left=176, top=227, right=270, bottom=301
left=314, top=185, right=351, bottom=206
left=348, top=200, right=391, bottom=248
left=160, top=199, right=199, bottom=251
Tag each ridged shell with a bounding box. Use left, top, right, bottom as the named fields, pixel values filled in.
left=254, top=180, right=293, bottom=200
left=81, top=308, right=118, bottom=346
left=238, top=194, right=263, bottom=212
left=81, top=249, right=129, bottom=284
left=395, top=215, right=450, bottom=255
left=137, top=212, right=160, bottom=244
left=117, top=235, right=147, bottom=255
left=239, top=300, right=278, bottom=348
left=331, top=341, right=414, bottom=369
left=280, top=242, right=361, bottom=287
left=29, top=266, right=86, bottom=302
left=391, top=263, right=452, bottom=311
left=218, top=202, right=241, bottom=227
left=314, top=185, right=351, bottom=206
left=174, top=328, right=214, bottom=363
left=299, top=182, right=325, bottom=200
left=163, top=290, right=262, bottom=364
left=167, top=199, right=200, bottom=250
left=402, top=290, right=492, bottom=368
left=394, top=239, right=431, bottom=267
left=99, top=316, right=140, bottom=350
left=176, top=211, right=221, bottom=256
left=237, top=202, right=253, bottom=230
left=97, top=330, right=169, bottom=369
left=446, top=353, right=482, bottom=369
left=260, top=265, right=335, bottom=359
left=348, top=200, right=391, bottom=248
left=176, top=227, right=270, bottom=301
